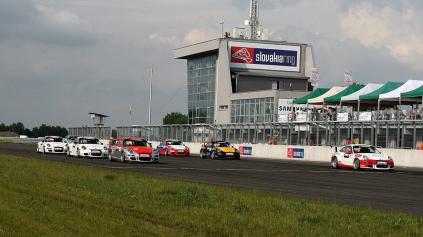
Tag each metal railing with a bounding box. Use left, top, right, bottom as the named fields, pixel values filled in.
left=115, top=121, right=423, bottom=149
left=283, top=109, right=423, bottom=122
left=67, top=126, right=112, bottom=140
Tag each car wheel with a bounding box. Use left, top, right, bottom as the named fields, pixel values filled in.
left=108, top=152, right=114, bottom=162
left=77, top=149, right=81, bottom=158
left=332, top=157, right=341, bottom=169
left=67, top=150, right=71, bottom=157
left=120, top=153, right=126, bottom=163
left=353, top=159, right=360, bottom=171
left=165, top=149, right=169, bottom=156
left=211, top=151, right=216, bottom=159
left=37, top=147, right=39, bottom=153
left=200, top=150, right=205, bottom=159
left=42, top=147, right=45, bottom=154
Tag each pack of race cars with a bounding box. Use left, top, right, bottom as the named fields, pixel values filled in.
left=37, top=136, right=240, bottom=164
left=37, top=135, right=394, bottom=171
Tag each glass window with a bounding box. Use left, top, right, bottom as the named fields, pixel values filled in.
left=272, top=81, right=278, bottom=90
left=187, top=55, right=217, bottom=124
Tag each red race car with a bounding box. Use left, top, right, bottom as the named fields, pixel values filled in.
left=109, top=137, right=159, bottom=163
left=157, top=139, right=190, bottom=156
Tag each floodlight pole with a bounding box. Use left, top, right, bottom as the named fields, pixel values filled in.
left=148, top=66, right=153, bottom=141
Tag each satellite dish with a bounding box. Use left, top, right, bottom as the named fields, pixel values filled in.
left=244, top=20, right=250, bottom=26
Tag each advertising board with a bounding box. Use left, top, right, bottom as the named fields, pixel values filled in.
left=228, top=42, right=301, bottom=72
left=337, top=113, right=349, bottom=122
left=287, top=148, right=304, bottom=158
left=239, top=146, right=252, bottom=155
left=359, top=112, right=372, bottom=121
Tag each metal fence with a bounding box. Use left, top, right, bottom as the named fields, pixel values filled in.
left=68, top=126, right=112, bottom=140
left=115, top=121, right=423, bottom=149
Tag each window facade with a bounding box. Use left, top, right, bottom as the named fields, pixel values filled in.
left=187, top=55, right=216, bottom=124
left=231, top=97, right=274, bottom=123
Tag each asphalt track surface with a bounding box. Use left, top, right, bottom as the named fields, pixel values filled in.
left=2, top=143, right=423, bottom=216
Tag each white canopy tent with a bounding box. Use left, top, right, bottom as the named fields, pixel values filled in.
left=379, top=79, right=423, bottom=110
left=341, top=83, right=384, bottom=113
left=341, top=83, right=384, bottom=102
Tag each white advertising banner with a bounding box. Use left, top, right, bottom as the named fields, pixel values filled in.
left=296, top=114, right=307, bottom=122
left=359, top=112, right=372, bottom=121
left=278, top=99, right=307, bottom=115
left=278, top=114, right=289, bottom=123
left=337, top=113, right=349, bottom=122
left=311, top=68, right=319, bottom=87
left=228, top=42, right=301, bottom=72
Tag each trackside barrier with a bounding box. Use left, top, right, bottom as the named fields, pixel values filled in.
left=181, top=142, right=423, bottom=168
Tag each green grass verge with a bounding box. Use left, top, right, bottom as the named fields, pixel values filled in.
left=0, top=154, right=422, bottom=236
left=0, top=139, right=13, bottom=143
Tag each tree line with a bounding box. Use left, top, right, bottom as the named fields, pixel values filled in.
left=0, top=122, right=68, bottom=138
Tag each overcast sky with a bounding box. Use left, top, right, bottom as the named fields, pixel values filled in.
left=2, top=0, right=423, bottom=129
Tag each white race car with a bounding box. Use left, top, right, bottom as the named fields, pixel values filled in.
left=37, top=136, right=67, bottom=154
left=67, top=136, right=108, bottom=158
left=331, top=144, right=394, bottom=171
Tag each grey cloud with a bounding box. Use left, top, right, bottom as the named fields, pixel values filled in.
left=0, top=0, right=97, bottom=47
left=339, top=0, right=423, bottom=12
left=230, top=0, right=299, bottom=10
left=270, top=25, right=422, bottom=87
left=0, top=0, right=37, bottom=24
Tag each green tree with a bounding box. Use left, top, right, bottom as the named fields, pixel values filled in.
left=163, top=112, right=188, bottom=125
left=352, top=82, right=366, bottom=86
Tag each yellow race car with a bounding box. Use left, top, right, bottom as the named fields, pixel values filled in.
left=199, top=141, right=240, bottom=160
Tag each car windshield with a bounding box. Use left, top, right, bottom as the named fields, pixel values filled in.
left=166, top=141, right=182, bottom=145
left=109, top=140, right=118, bottom=146
left=124, top=140, right=148, bottom=147
left=79, top=138, right=100, bottom=144
left=46, top=137, right=62, bottom=142
left=215, top=142, right=230, bottom=147
left=353, top=146, right=380, bottom=154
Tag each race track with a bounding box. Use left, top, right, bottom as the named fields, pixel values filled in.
left=2, top=143, right=423, bottom=216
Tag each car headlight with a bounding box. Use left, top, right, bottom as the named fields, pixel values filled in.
left=103, top=146, right=107, bottom=150
left=363, top=155, right=369, bottom=160
left=235, top=148, right=239, bottom=153
left=82, top=146, right=86, bottom=150
left=186, top=147, right=189, bottom=150
left=46, top=143, right=51, bottom=147
left=388, top=156, right=393, bottom=161
left=128, top=149, right=134, bottom=154
left=216, top=149, right=222, bottom=153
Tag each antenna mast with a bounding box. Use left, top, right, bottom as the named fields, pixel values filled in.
left=249, top=0, right=259, bottom=40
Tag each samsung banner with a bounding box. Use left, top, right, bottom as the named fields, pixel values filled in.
left=278, top=99, right=307, bottom=115
left=228, top=42, right=301, bottom=72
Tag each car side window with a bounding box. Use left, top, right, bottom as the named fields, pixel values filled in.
left=345, top=146, right=351, bottom=153
left=340, top=147, right=345, bottom=153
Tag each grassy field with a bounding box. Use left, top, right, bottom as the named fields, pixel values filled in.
left=0, top=154, right=422, bottom=237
